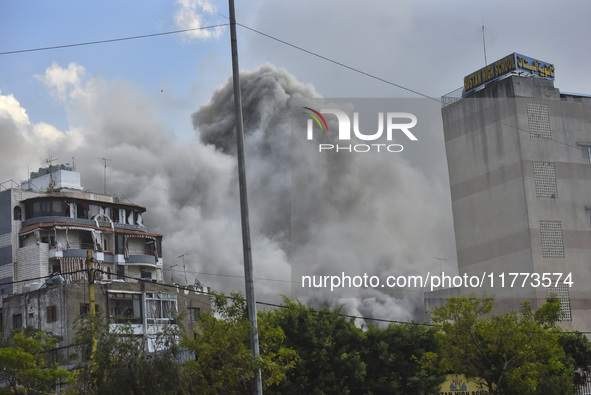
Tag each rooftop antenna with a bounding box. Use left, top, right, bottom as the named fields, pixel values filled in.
left=482, top=22, right=488, bottom=66
left=432, top=257, right=446, bottom=277
left=97, top=157, right=111, bottom=194
left=45, top=155, right=58, bottom=193
left=176, top=252, right=189, bottom=285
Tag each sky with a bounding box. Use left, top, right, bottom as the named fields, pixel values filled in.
left=1, top=0, right=591, bottom=322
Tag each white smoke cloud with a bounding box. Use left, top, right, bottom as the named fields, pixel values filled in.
left=35, top=62, right=87, bottom=103
left=0, top=61, right=455, bottom=321
left=173, top=0, right=225, bottom=41
left=0, top=90, right=83, bottom=182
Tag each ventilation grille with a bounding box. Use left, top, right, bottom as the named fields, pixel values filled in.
left=526, top=102, right=551, bottom=139
left=539, top=220, right=565, bottom=258
left=533, top=161, right=558, bottom=198
left=546, top=285, right=571, bottom=321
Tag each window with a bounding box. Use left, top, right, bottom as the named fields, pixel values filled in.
left=80, top=303, right=100, bottom=316
left=81, top=232, right=94, bottom=250
left=116, top=265, right=125, bottom=280
left=140, top=267, right=152, bottom=280
left=188, top=307, right=200, bottom=322
left=582, top=145, right=591, bottom=164
left=108, top=293, right=142, bottom=324
left=13, top=206, right=22, bottom=221
left=13, top=314, right=22, bottom=330
left=51, top=263, right=60, bottom=274
left=146, top=293, right=177, bottom=324
left=47, top=306, right=57, bottom=323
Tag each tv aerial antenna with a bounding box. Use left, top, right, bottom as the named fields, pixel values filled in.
left=177, top=252, right=189, bottom=285
left=44, top=155, right=58, bottom=192
left=97, top=157, right=111, bottom=194
left=482, top=22, right=488, bottom=66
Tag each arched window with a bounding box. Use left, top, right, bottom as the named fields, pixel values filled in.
left=13, top=206, right=22, bottom=221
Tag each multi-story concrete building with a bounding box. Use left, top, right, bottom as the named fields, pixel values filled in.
left=0, top=164, right=209, bottom=355
left=429, top=53, right=591, bottom=332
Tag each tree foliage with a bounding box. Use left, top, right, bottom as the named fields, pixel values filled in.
left=361, top=322, right=445, bottom=394
left=430, top=295, right=574, bottom=394
left=70, top=315, right=186, bottom=395
left=181, top=292, right=297, bottom=394
left=262, top=297, right=444, bottom=395
left=557, top=332, right=591, bottom=386
left=0, top=326, right=70, bottom=394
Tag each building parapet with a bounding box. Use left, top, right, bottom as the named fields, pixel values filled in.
left=441, top=87, right=463, bottom=107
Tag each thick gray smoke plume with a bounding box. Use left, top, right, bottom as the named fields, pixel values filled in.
left=0, top=62, right=455, bottom=322
left=192, top=64, right=455, bottom=321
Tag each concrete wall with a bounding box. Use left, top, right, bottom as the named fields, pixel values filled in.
left=1, top=281, right=210, bottom=361
left=442, top=77, right=535, bottom=298
left=441, top=75, right=591, bottom=331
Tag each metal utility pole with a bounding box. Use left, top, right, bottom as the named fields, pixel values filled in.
left=86, top=251, right=97, bottom=358
left=97, top=157, right=111, bottom=194
left=228, top=1, right=262, bottom=393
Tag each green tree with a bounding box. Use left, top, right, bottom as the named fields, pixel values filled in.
left=361, top=323, right=445, bottom=394
left=70, top=315, right=186, bottom=395
left=0, top=326, right=70, bottom=394
left=181, top=293, right=296, bottom=394
left=263, top=297, right=444, bottom=395
left=261, top=298, right=366, bottom=395
left=430, top=295, right=573, bottom=394
left=557, top=332, right=591, bottom=386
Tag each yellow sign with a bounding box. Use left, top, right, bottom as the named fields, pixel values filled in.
left=463, top=53, right=554, bottom=93
left=439, top=374, right=489, bottom=395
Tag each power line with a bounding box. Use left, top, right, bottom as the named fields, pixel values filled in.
left=0, top=24, right=229, bottom=55
left=167, top=267, right=293, bottom=284
left=2, top=20, right=586, bottom=157
left=105, top=270, right=433, bottom=326
left=5, top=270, right=590, bottom=333
left=234, top=22, right=589, bottom=156
left=0, top=270, right=85, bottom=288
left=236, top=23, right=438, bottom=102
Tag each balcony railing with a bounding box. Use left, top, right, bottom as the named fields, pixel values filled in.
left=125, top=248, right=158, bottom=257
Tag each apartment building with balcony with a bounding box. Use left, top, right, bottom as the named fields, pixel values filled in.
left=0, top=164, right=209, bottom=355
